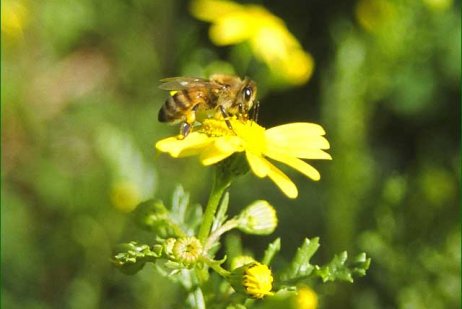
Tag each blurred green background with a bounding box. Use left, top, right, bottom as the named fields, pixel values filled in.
left=2, top=0, right=460, bottom=308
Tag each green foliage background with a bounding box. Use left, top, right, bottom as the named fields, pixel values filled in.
left=2, top=0, right=460, bottom=308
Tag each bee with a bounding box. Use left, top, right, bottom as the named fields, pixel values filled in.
left=158, top=74, right=258, bottom=138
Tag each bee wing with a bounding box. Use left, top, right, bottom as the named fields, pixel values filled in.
left=159, top=77, right=212, bottom=91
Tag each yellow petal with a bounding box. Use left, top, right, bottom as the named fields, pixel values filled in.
left=209, top=14, right=253, bottom=45
left=246, top=152, right=269, bottom=177
left=265, top=151, right=321, bottom=181
left=266, top=144, right=332, bottom=160
left=265, top=160, right=298, bottom=198
left=190, top=0, right=243, bottom=22
left=155, top=133, right=211, bottom=157
left=199, top=145, right=234, bottom=165
left=199, top=136, right=243, bottom=165
left=278, top=48, right=314, bottom=85
left=265, top=123, right=330, bottom=158
left=266, top=123, right=327, bottom=142
left=246, top=152, right=298, bottom=198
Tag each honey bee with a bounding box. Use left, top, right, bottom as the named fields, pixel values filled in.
left=158, top=74, right=258, bottom=138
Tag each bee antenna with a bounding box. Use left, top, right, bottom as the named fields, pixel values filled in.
left=251, top=100, right=260, bottom=123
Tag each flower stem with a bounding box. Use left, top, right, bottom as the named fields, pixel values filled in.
left=204, top=219, right=239, bottom=252
left=207, top=261, right=231, bottom=278
left=198, top=167, right=232, bottom=244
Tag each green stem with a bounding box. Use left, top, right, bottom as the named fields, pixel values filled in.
left=198, top=167, right=231, bottom=244
left=207, top=261, right=231, bottom=278
left=204, top=219, right=239, bottom=252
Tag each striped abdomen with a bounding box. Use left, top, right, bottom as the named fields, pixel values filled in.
left=158, top=90, right=195, bottom=123
left=158, top=89, right=213, bottom=123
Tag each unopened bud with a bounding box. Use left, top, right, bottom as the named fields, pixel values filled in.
left=228, top=262, right=274, bottom=299
left=172, top=236, right=203, bottom=266
left=237, top=200, right=277, bottom=235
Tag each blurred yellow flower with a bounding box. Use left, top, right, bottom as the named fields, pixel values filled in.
left=110, top=181, right=141, bottom=213
left=296, top=286, right=318, bottom=309
left=190, top=0, right=314, bottom=85
left=422, top=0, right=453, bottom=11
left=155, top=118, right=331, bottom=199
left=355, top=0, right=395, bottom=32
left=1, top=0, right=28, bottom=40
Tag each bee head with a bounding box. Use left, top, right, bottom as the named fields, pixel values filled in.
left=240, top=78, right=257, bottom=114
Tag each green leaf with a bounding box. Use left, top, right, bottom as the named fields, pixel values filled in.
left=112, top=241, right=162, bottom=275
left=281, top=237, right=320, bottom=281
left=185, top=203, right=203, bottom=233
left=314, top=251, right=371, bottom=283
left=171, top=185, right=189, bottom=224
left=262, top=238, right=281, bottom=266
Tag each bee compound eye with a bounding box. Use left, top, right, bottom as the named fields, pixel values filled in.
left=243, top=87, right=253, bottom=101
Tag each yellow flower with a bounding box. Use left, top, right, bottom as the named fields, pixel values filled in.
left=1, top=0, right=28, bottom=40
left=228, top=262, right=274, bottom=299
left=110, top=181, right=141, bottom=212
left=190, top=0, right=314, bottom=85
left=296, top=286, right=318, bottom=309
left=355, top=0, right=395, bottom=32
left=155, top=118, right=331, bottom=199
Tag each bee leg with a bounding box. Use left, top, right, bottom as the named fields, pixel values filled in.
left=219, top=105, right=233, bottom=131
left=178, top=109, right=196, bottom=139
left=178, top=122, right=191, bottom=139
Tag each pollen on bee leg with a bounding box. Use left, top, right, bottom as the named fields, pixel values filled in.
left=177, top=110, right=197, bottom=139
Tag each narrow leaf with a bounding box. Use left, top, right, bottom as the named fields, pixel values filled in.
left=262, top=238, right=281, bottom=265
left=281, top=237, right=320, bottom=280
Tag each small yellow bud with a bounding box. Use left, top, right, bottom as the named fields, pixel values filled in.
left=296, top=286, right=318, bottom=309
left=228, top=262, right=274, bottom=299
left=237, top=200, right=277, bottom=235
left=110, top=182, right=141, bottom=212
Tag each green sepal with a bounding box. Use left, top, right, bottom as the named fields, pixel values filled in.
left=112, top=241, right=162, bottom=275
left=314, top=251, right=371, bottom=283
left=218, top=152, right=250, bottom=179
left=280, top=237, right=320, bottom=281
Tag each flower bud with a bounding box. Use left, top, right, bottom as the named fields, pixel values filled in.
left=237, top=200, right=277, bottom=235
left=172, top=236, right=203, bottom=266
left=296, top=286, right=318, bottom=309
left=228, top=262, right=274, bottom=299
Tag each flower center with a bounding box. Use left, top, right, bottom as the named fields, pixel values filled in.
left=197, top=118, right=268, bottom=154
left=199, top=119, right=235, bottom=137
left=231, top=119, right=267, bottom=154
